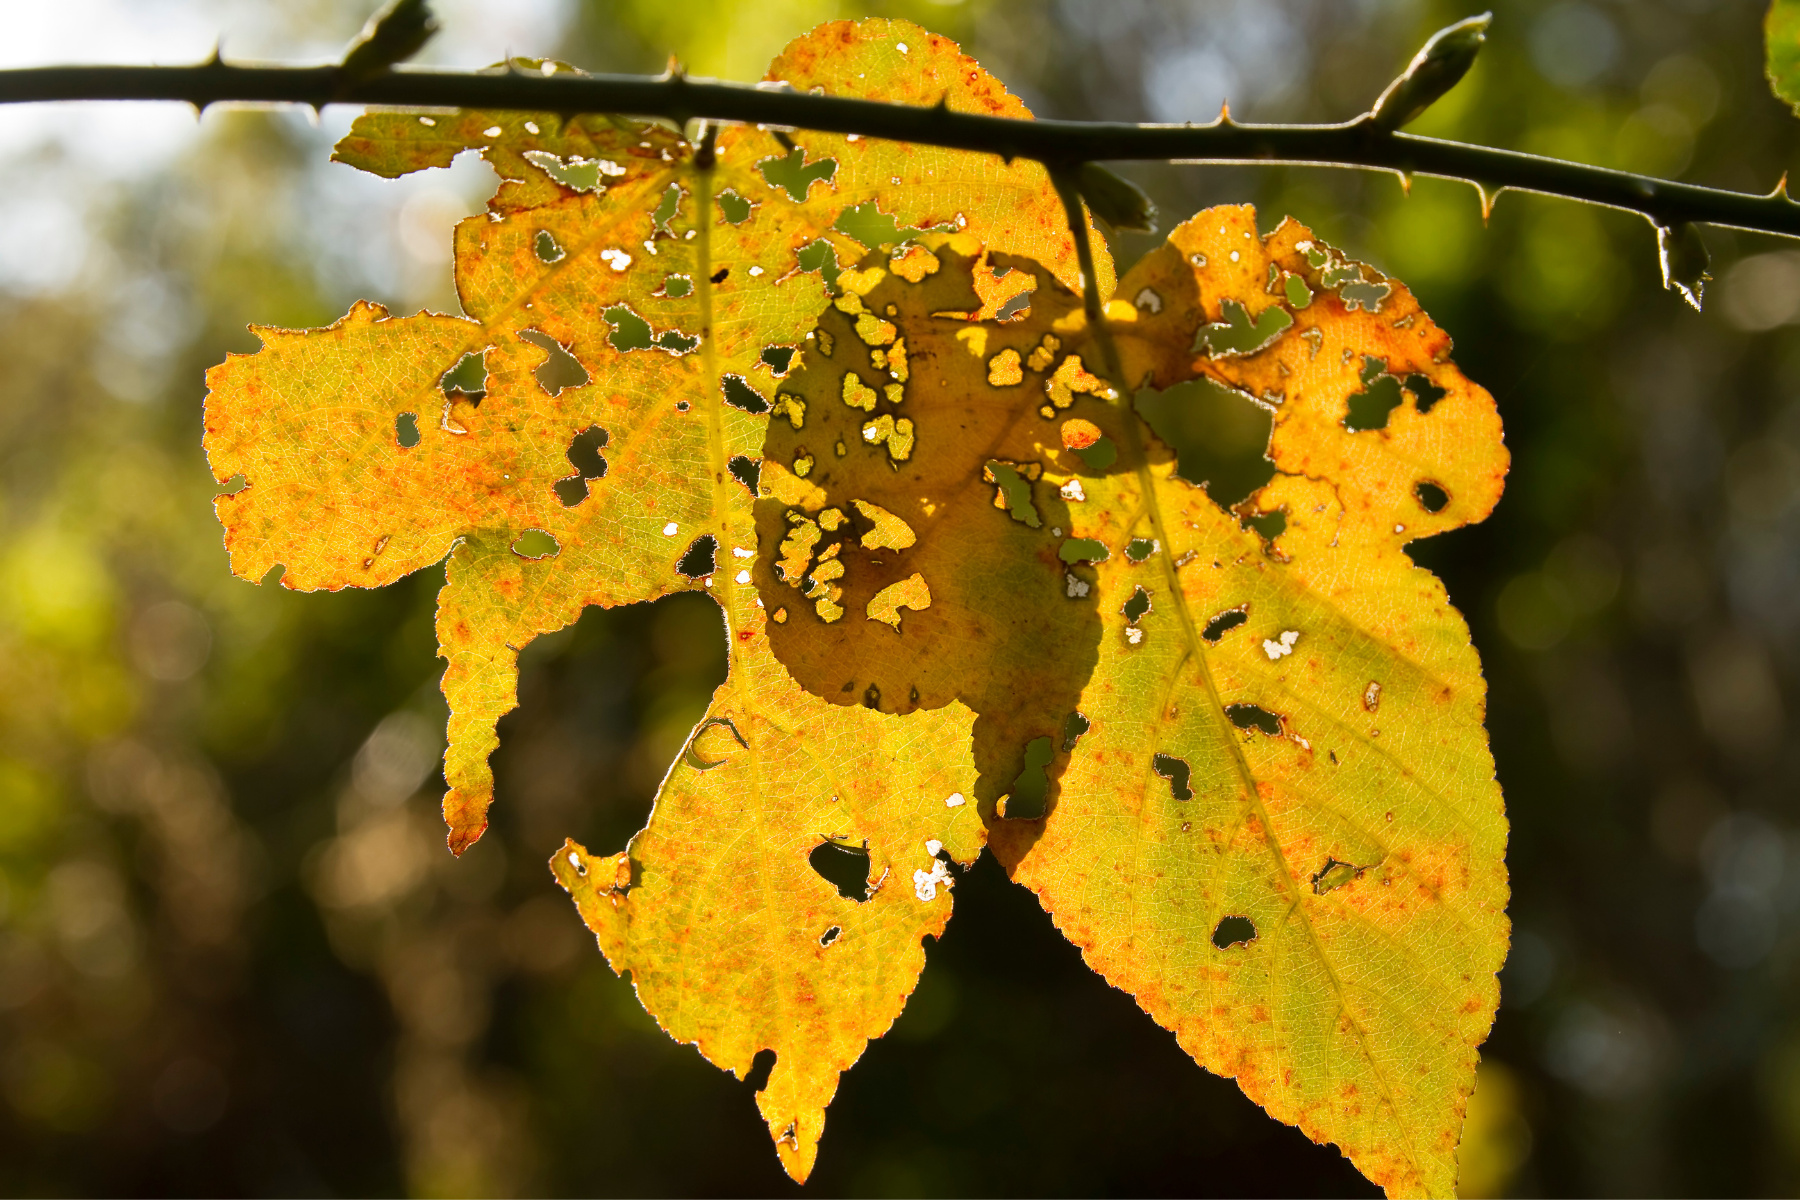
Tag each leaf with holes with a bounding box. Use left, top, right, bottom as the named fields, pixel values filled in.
left=204, top=17, right=1508, bottom=1198
left=748, top=211, right=1507, bottom=1196
left=203, top=17, right=1110, bottom=1182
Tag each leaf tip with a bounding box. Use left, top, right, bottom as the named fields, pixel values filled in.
left=1657, top=221, right=1711, bottom=311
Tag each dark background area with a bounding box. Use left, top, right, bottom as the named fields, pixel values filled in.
left=0, top=0, right=1795, bottom=1194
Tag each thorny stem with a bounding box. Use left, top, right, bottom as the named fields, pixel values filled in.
left=2, top=60, right=1799, bottom=241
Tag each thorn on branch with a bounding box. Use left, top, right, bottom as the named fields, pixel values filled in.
left=1368, top=12, right=1491, bottom=132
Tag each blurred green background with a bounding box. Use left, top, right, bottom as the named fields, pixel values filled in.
left=0, top=0, right=1795, bottom=1194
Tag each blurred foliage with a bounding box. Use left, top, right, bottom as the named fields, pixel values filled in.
left=2, top=0, right=1800, bottom=1195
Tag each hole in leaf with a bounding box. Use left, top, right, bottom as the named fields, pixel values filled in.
left=1197, top=299, right=1292, bottom=357
left=1058, top=538, right=1110, bottom=564
left=533, top=229, right=565, bottom=262
left=1126, top=537, right=1159, bottom=562
left=717, top=189, right=753, bottom=224
left=809, top=842, right=870, bottom=901
left=1202, top=606, right=1248, bottom=643
left=1415, top=480, right=1449, bottom=513
left=761, top=345, right=796, bottom=374
left=1004, top=735, right=1055, bottom=820
left=722, top=374, right=770, bottom=414
left=1345, top=356, right=1405, bottom=432
left=395, top=411, right=421, bottom=448
left=834, top=201, right=927, bottom=250
left=663, top=273, right=693, bottom=298
left=1212, top=915, right=1257, bottom=949
left=1073, top=437, right=1116, bottom=471
left=744, top=1048, right=777, bottom=1091
left=711, top=268, right=729, bottom=284
left=1225, top=703, right=1282, bottom=737
left=986, top=460, right=1041, bottom=527
left=1062, top=710, right=1090, bottom=752
left=1405, top=374, right=1447, bottom=414
left=518, top=329, right=590, bottom=396
left=1152, top=752, right=1192, bottom=801
left=603, top=305, right=699, bottom=355
left=996, top=289, right=1034, bottom=320
left=652, top=183, right=682, bottom=234
left=1135, top=378, right=1274, bottom=508
left=759, top=145, right=837, bottom=203
left=677, top=534, right=718, bottom=578
left=512, top=529, right=559, bottom=559
left=1243, top=510, right=1286, bottom=542
left=1311, top=858, right=1362, bottom=895
left=566, top=425, right=608, bottom=478
left=797, top=239, right=844, bottom=290
left=1123, top=586, right=1151, bottom=623
left=728, top=455, right=760, bottom=494
left=440, top=350, right=487, bottom=400
left=820, top=925, right=841, bottom=946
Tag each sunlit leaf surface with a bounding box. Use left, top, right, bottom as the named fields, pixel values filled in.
left=203, top=18, right=1505, bottom=1197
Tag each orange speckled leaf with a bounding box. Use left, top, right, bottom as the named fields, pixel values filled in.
left=205, top=17, right=1109, bottom=857
left=991, top=206, right=1509, bottom=1197
left=552, top=633, right=982, bottom=1184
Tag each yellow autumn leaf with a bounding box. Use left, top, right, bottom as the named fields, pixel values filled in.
left=753, top=212, right=1507, bottom=1195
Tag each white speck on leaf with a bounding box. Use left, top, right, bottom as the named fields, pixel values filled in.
left=733, top=546, right=754, bottom=558
left=601, top=248, right=632, bottom=271
left=1065, top=574, right=1090, bottom=599
left=663, top=522, right=678, bottom=536
left=914, top=860, right=952, bottom=901
left=925, top=838, right=941, bottom=856
left=735, top=569, right=751, bottom=584
left=1060, top=478, right=1086, bottom=501
left=1263, top=629, right=1299, bottom=660
left=484, top=126, right=502, bottom=137
left=1126, top=628, right=1144, bottom=645
left=945, top=792, right=965, bottom=807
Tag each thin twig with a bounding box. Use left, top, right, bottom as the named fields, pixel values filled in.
left=2, top=60, right=1796, bottom=239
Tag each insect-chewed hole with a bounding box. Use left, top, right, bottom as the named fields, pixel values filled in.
left=1405, top=373, right=1447, bottom=414
left=440, top=350, right=488, bottom=400
left=744, top=1048, right=777, bottom=1091
left=761, top=345, right=797, bottom=374
left=512, top=529, right=560, bottom=559
left=518, top=329, right=590, bottom=396
left=1243, top=509, right=1286, bottom=542
left=534, top=229, right=565, bottom=262
left=554, top=425, right=609, bottom=506
left=1225, top=703, right=1283, bottom=737
left=1126, top=537, right=1159, bottom=562
left=1062, top=710, right=1090, bottom=752
left=395, top=412, right=421, bottom=448
left=1152, top=752, right=1192, bottom=801
left=1134, top=377, right=1273, bottom=508
left=759, top=144, right=837, bottom=203
left=1415, top=480, right=1450, bottom=513
left=996, top=288, right=1034, bottom=320
left=1202, top=606, right=1248, bottom=643
left=1212, top=915, right=1257, bottom=949
left=722, top=374, right=771, bottom=414
left=820, top=925, right=842, bottom=946
left=728, top=455, right=761, bottom=495
left=1004, top=735, right=1055, bottom=820
left=1345, top=356, right=1405, bottom=432
left=809, top=842, right=870, bottom=901
left=1123, top=586, right=1152, bottom=623
left=716, top=189, right=753, bottom=224
left=677, top=534, right=718, bottom=578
